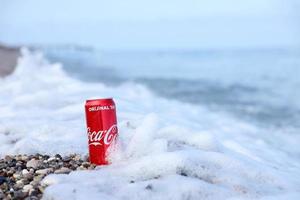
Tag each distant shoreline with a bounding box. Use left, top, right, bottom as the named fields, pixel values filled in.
left=0, top=44, right=20, bottom=77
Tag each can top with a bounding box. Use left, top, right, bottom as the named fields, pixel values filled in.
left=86, top=98, right=114, bottom=105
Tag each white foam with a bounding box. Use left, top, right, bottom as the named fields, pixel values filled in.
left=0, top=49, right=299, bottom=199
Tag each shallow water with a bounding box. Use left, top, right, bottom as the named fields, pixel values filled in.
left=44, top=47, right=300, bottom=129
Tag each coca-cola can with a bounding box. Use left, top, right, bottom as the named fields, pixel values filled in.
left=85, top=98, right=118, bottom=165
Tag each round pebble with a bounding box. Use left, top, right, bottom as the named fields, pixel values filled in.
left=26, top=159, right=43, bottom=169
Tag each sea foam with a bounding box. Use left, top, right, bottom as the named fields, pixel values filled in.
left=0, top=49, right=299, bottom=199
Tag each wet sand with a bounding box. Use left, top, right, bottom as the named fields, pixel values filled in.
left=0, top=45, right=19, bottom=77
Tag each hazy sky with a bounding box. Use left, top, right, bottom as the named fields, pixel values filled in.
left=0, top=0, right=299, bottom=49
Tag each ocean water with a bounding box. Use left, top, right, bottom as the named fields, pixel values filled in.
left=44, top=47, right=300, bottom=129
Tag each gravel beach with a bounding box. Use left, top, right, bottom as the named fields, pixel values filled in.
left=0, top=154, right=95, bottom=200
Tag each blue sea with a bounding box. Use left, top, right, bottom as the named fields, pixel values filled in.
left=44, top=47, right=300, bottom=129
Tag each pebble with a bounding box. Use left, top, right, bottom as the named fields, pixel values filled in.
left=4, top=155, right=13, bottom=162
left=62, top=156, right=71, bottom=162
left=29, top=188, right=39, bottom=196
left=30, top=180, right=40, bottom=187
left=0, top=176, right=7, bottom=184
left=0, top=189, right=4, bottom=199
left=22, top=184, right=33, bottom=193
left=77, top=166, right=85, bottom=170
left=26, top=159, right=43, bottom=169
left=54, top=167, right=72, bottom=174
left=25, top=196, right=39, bottom=200
left=74, top=154, right=81, bottom=161
left=22, top=169, right=29, bottom=175
left=23, top=173, right=34, bottom=181
left=82, top=162, right=90, bottom=168
left=55, top=154, right=62, bottom=160
left=15, top=180, right=24, bottom=189
left=47, top=157, right=56, bottom=162
left=0, top=154, right=95, bottom=199
left=33, top=175, right=44, bottom=182
left=36, top=168, right=53, bottom=175
left=13, top=172, right=22, bottom=179
left=14, top=190, right=27, bottom=199
left=16, top=180, right=24, bottom=185
left=21, top=155, right=28, bottom=161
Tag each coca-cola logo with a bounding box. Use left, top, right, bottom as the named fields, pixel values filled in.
left=87, top=124, right=118, bottom=146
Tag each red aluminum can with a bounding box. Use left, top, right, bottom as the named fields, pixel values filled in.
left=85, top=98, right=118, bottom=165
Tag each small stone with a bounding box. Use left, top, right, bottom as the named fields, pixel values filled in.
left=7, top=169, right=15, bottom=176
left=14, top=190, right=27, bottom=199
left=29, top=188, right=39, bottom=196
left=82, top=162, right=90, bottom=168
left=30, top=180, right=40, bottom=187
left=69, top=165, right=77, bottom=171
left=55, top=154, right=62, bottom=160
left=8, top=159, right=17, bottom=167
left=145, top=184, right=153, bottom=190
left=90, top=164, right=96, bottom=168
left=58, top=161, right=64, bottom=167
left=0, top=182, right=8, bottom=190
left=0, top=176, right=7, bottom=184
left=74, top=154, right=81, bottom=161
left=13, top=172, right=22, bottom=180
left=22, top=184, right=33, bottom=193
left=25, top=196, right=39, bottom=200
left=62, top=156, right=71, bottom=162
left=33, top=175, right=44, bottom=182
left=47, top=157, right=56, bottom=162
left=21, top=155, right=29, bottom=160
left=16, top=161, right=24, bottom=167
left=22, top=179, right=30, bottom=185
left=16, top=155, right=22, bottom=161
left=76, top=166, right=85, bottom=170
left=81, top=162, right=91, bottom=168
left=69, top=160, right=78, bottom=167
left=15, top=180, right=24, bottom=189
left=42, top=155, right=50, bottom=160
left=16, top=180, right=24, bottom=185
left=33, top=153, right=42, bottom=160
left=88, top=166, right=95, bottom=170
left=54, top=167, right=72, bottom=174
left=4, top=155, right=13, bottom=162
left=23, top=173, right=34, bottom=182
left=0, top=163, right=6, bottom=169
left=26, top=159, right=43, bottom=169
left=22, top=169, right=29, bottom=175
left=36, top=168, right=53, bottom=175
left=0, top=190, right=4, bottom=199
